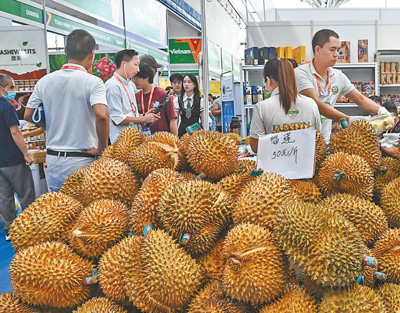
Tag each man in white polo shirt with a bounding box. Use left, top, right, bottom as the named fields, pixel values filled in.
left=25, top=29, right=109, bottom=192
left=295, top=29, right=388, bottom=143
left=106, top=49, right=160, bottom=143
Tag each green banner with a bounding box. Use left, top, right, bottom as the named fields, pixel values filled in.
left=233, top=57, right=241, bottom=82
left=208, top=39, right=221, bottom=73
left=161, top=70, right=199, bottom=77
left=169, top=38, right=201, bottom=64
left=0, top=0, right=43, bottom=24
left=128, top=40, right=169, bottom=63
left=125, top=0, right=167, bottom=46
left=222, top=50, right=232, bottom=72
left=53, top=0, right=123, bottom=25
left=46, top=12, right=125, bottom=49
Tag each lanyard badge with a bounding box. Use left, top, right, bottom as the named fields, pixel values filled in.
left=114, top=73, right=136, bottom=114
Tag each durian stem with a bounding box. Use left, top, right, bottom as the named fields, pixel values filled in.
left=331, top=170, right=344, bottom=182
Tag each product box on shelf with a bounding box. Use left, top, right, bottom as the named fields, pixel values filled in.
left=245, top=47, right=259, bottom=65
left=252, top=86, right=263, bottom=104
left=362, top=81, right=375, bottom=96
left=276, top=47, right=285, bottom=59
left=284, top=46, right=293, bottom=59
left=293, top=46, right=306, bottom=64
left=358, top=40, right=368, bottom=63
left=337, top=41, right=350, bottom=63
left=353, top=82, right=363, bottom=93
left=243, top=86, right=252, bottom=105
left=268, top=47, right=276, bottom=60
left=259, top=47, right=269, bottom=65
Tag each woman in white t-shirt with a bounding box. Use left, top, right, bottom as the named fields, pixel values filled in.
left=250, top=58, right=321, bottom=152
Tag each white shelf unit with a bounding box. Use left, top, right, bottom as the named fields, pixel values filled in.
left=374, top=50, right=400, bottom=103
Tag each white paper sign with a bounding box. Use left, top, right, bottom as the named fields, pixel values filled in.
left=257, top=128, right=316, bottom=179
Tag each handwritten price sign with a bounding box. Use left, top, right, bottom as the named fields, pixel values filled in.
left=257, top=128, right=316, bottom=179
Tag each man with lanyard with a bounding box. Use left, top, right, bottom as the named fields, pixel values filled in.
left=134, top=63, right=178, bottom=137
left=295, top=29, right=389, bottom=143
left=105, top=49, right=160, bottom=143
left=25, top=29, right=109, bottom=192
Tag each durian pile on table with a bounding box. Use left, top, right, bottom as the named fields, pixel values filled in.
left=2, top=121, right=400, bottom=312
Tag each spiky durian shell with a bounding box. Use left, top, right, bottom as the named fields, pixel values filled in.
left=288, top=180, right=322, bottom=204
left=259, top=286, right=318, bottom=313
left=225, top=133, right=243, bottom=145
left=273, top=123, right=326, bottom=169
left=330, top=120, right=383, bottom=173
left=122, top=230, right=203, bottom=313
left=275, top=201, right=366, bottom=288
left=319, top=193, right=388, bottom=246
left=376, top=283, right=400, bottom=313
left=216, top=173, right=247, bottom=200
left=177, top=132, right=193, bottom=172
left=130, top=168, right=185, bottom=235
left=69, top=199, right=129, bottom=259
left=82, top=158, right=139, bottom=206
left=59, top=168, right=87, bottom=205
left=243, top=136, right=250, bottom=145
left=302, top=275, right=332, bottom=300
left=10, top=192, right=83, bottom=251
left=222, top=223, right=286, bottom=305
left=100, top=143, right=116, bottom=159
left=186, top=131, right=238, bottom=180
left=236, top=159, right=257, bottom=176
left=10, top=241, right=93, bottom=308
left=180, top=171, right=197, bottom=181
left=0, top=292, right=40, bottom=313
left=197, top=236, right=227, bottom=283
left=373, top=229, right=400, bottom=283
left=187, top=281, right=245, bottom=313
left=380, top=176, right=400, bottom=227
left=319, top=284, right=386, bottom=313
left=233, top=173, right=290, bottom=230
left=113, top=127, right=146, bottom=164
left=158, top=180, right=231, bottom=256
left=73, top=297, right=127, bottom=313
left=316, top=152, right=374, bottom=200
left=128, top=143, right=176, bottom=178
left=374, top=157, right=400, bottom=203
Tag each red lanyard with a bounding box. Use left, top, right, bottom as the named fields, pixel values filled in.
left=61, top=64, right=87, bottom=72
left=114, top=73, right=136, bottom=114
left=141, top=86, right=155, bottom=114
left=310, top=63, right=331, bottom=93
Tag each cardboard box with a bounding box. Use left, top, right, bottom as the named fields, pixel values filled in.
left=293, top=46, right=306, bottom=64
left=276, top=47, right=285, bottom=59
left=259, top=47, right=269, bottom=65
left=29, top=150, right=46, bottom=164
left=243, top=86, right=252, bottom=105
left=252, top=86, right=263, bottom=104
left=358, top=40, right=368, bottom=63
left=284, top=46, right=293, bottom=59
left=337, top=41, right=350, bottom=63
left=268, top=47, right=276, bottom=60
left=245, top=47, right=259, bottom=65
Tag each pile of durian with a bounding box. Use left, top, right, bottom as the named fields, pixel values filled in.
left=3, top=122, right=400, bottom=312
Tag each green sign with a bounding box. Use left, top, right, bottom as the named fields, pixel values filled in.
left=233, top=57, right=241, bottom=82
left=161, top=70, right=199, bottom=77
left=128, top=40, right=169, bottom=63
left=0, top=0, right=43, bottom=24
left=125, top=0, right=167, bottom=46
left=208, top=39, right=221, bottom=74
left=169, top=38, right=201, bottom=64
left=46, top=12, right=125, bottom=49
left=222, top=50, right=232, bottom=72
left=53, top=0, right=123, bottom=25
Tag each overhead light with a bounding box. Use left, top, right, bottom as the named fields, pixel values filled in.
left=300, top=0, right=350, bottom=7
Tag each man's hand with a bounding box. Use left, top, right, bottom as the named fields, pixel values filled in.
left=143, top=112, right=161, bottom=124
left=24, top=154, right=33, bottom=166
left=82, top=148, right=103, bottom=156
left=378, top=107, right=390, bottom=116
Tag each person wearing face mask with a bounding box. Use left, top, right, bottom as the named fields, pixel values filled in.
left=105, top=49, right=160, bottom=143
left=0, top=73, right=35, bottom=241
left=25, top=29, right=109, bottom=192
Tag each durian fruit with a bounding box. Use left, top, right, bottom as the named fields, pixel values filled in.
left=330, top=120, right=384, bottom=173
left=233, top=173, right=290, bottom=230
left=259, top=286, right=318, bottom=313
left=216, top=173, right=247, bottom=200
left=319, top=193, right=388, bottom=246
left=374, top=157, right=400, bottom=204
left=100, top=143, right=116, bottom=159
left=177, top=133, right=193, bottom=172
left=180, top=171, right=197, bottom=181
left=186, top=131, right=238, bottom=180
left=380, top=176, right=400, bottom=227
left=302, top=274, right=332, bottom=300
left=69, top=199, right=129, bottom=259
left=275, top=201, right=366, bottom=288
left=158, top=180, right=231, bottom=256
left=122, top=230, right=203, bottom=313
left=376, top=283, right=400, bottom=313
left=10, top=241, right=93, bottom=308
left=316, top=152, right=374, bottom=200
left=82, top=158, right=139, bottom=206
left=73, top=297, right=127, bottom=313
left=373, top=229, right=400, bottom=283
left=59, top=168, right=87, bottom=205
left=225, top=132, right=243, bottom=145
left=222, top=223, right=286, bottom=305
left=273, top=123, right=326, bottom=169
left=236, top=159, right=257, bottom=175
left=187, top=281, right=245, bottom=313
left=288, top=180, right=322, bottom=204
left=130, top=168, right=185, bottom=235
left=197, top=236, right=227, bottom=283
left=98, top=237, right=132, bottom=305
left=0, top=292, right=40, bottom=312
left=113, top=127, right=146, bottom=164
left=10, top=192, right=83, bottom=251
left=319, top=284, right=386, bottom=313
left=243, top=136, right=250, bottom=145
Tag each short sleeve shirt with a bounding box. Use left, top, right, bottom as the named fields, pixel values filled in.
left=106, top=73, right=140, bottom=144
left=250, top=88, right=321, bottom=139
left=135, top=86, right=177, bottom=134
left=27, top=64, right=107, bottom=151
left=0, top=97, right=25, bottom=167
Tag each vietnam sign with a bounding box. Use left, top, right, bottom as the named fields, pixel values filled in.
left=169, top=38, right=201, bottom=64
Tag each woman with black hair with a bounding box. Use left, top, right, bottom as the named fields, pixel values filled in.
left=177, top=74, right=204, bottom=137
left=250, top=58, right=321, bottom=153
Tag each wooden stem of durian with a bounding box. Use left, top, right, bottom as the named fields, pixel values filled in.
left=230, top=246, right=273, bottom=264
